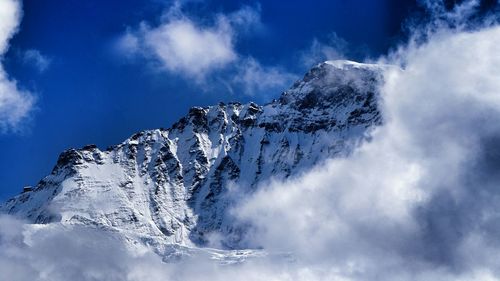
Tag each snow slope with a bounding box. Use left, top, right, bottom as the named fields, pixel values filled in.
left=1, top=60, right=387, bottom=259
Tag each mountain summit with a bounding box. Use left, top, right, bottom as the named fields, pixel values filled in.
left=1, top=60, right=386, bottom=260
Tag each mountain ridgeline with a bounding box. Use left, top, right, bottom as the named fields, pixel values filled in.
left=1, top=60, right=387, bottom=256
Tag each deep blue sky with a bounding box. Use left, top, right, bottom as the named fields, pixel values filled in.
left=0, top=0, right=475, bottom=200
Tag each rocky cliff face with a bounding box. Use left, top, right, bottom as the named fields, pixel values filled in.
left=1, top=60, right=387, bottom=257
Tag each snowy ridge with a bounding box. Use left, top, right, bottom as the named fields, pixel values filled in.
left=324, top=59, right=391, bottom=70
left=1, top=61, right=386, bottom=259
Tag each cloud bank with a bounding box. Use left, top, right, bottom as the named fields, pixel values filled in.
left=0, top=0, right=35, bottom=132
left=0, top=215, right=305, bottom=281
left=233, top=2, right=500, bottom=280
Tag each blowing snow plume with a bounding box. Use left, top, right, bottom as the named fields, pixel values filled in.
left=1, top=1, right=500, bottom=281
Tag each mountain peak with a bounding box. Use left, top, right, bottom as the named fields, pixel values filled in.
left=1, top=61, right=387, bottom=258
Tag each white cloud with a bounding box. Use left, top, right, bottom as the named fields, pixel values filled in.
left=230, top=57, right=298, bottom=97
left=232, top=2, right=500, bottom=280
left=0, top=0, right=21, bottom=55
left=0, top=70, right=35, bottom=131
left=118, top=4, right=296, bottom=96
left=22, top=49, right=51, bottom=73
left=0, top=215, right=324, bottom=281
left=0, top=0, right=35, bottom=132
left=119, top=5, right=257, bottom=79
left=143, top=18, right=236, bottom=78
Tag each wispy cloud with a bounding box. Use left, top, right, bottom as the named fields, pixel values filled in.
left=0, top=0, right=35, bottom=132
left=230, top=57, right=297, bottom=97
left=299, top=32, right=349, bottom=68
left=22, top=49, right=51, bottom=73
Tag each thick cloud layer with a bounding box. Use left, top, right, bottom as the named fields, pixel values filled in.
left=234, top=4, right=500, bottom=280
left=0, top=215, right=304, bottom=281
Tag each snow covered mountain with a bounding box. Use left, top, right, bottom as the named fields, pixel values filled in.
left=1, top=60, right=387, bottom=259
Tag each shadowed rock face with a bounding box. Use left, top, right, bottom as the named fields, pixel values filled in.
left=1, top=60, right=387, bottom=252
